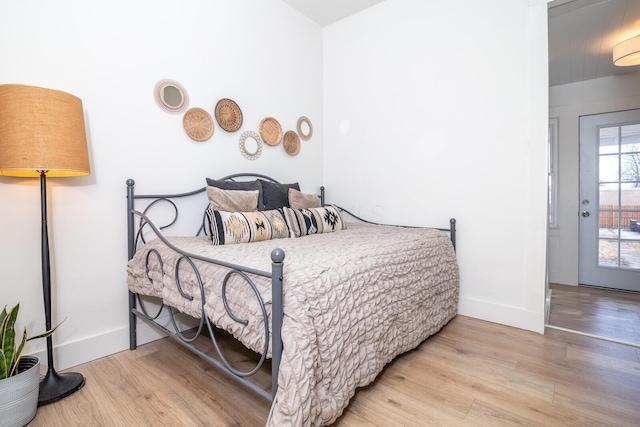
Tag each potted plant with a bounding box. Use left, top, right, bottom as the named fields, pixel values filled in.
left=0, top=303, right=59, bottom=427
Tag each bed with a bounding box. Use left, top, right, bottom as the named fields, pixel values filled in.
left=126, top=173, right=459, bottom=426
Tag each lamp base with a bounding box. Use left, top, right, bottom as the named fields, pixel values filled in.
left=38, top=369, right=85, bottom=406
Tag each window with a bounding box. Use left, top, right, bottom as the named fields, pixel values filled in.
left=548, top=118, right=559, bottom=227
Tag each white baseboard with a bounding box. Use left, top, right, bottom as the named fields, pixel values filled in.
left=458, top=296, right=545, bottom=334
left=28, top=312, right=200, bottom=374
left=28, top=326, right=131, bottom=375
left=31, top=299, right=545, bottom=373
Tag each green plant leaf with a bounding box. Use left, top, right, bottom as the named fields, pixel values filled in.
left=0, top=350, right=6, bottom=380
left=9, top=329, right=27, bottom=377
left=0, top=310, right=6, bottom=377
left=0, top=303, right=60, bottom=379
left=0, top=305, right=7, bottom=328
left=1, top=304, right=19, bottom=376
left=9, top=328, right=27, bottom=377
left=27, top=318, right=64, bottom=341
left=0, top=306, right=8, bottom=342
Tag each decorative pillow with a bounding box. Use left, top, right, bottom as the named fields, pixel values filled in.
left=283, top=206, right=346, bottom=238
left=206, top=208, right=290, bottom=245
left=205, top=178, right=263, bottom=211
left=206, top=186, right=259, bottom=212
left=258, top=179, right=300, bottom=211
left=288, top=188, right=321, bottom=209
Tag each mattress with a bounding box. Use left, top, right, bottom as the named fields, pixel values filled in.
left=127, top=222, right=459, bottom=426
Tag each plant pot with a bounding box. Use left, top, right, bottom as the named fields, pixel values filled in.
left=0, top=355, right=40, bottom=427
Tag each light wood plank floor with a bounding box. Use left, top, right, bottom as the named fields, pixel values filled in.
left=28, top=315, right=640, bottom=426
left=548, top=283, right=640, bottom=347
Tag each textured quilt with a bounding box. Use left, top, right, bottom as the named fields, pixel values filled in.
left=126, top=222, right=459, bottom=426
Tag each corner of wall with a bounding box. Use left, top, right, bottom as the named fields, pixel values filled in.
left=458, top=297, right=545, bottom=334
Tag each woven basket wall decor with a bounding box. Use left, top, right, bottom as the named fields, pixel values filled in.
left=283, top=130, right=300, bottom=156
left=259, top=117, right=283, bottom=146
left=215, top=98, right=243, bottom=132
left=183, top=107, right=214, bottom=141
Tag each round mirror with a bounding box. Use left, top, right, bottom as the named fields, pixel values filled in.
left=244, top=136, right=259, bottom=155
left=154, top=79, right=189, bottom=114
left=297, top=116, right=313, bottom=141
left=162, top=85, right=182, bottom=108
left=239, top=131, right=263, bottom=160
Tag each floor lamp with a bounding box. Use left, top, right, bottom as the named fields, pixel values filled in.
left=0, top=84, right=89, bottom=405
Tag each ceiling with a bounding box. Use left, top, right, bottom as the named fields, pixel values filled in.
left=281, top=0, right=640, bottom=87
left=281, top=0, right=385, bottom=26
left=548, top=0, right=640, bottom=87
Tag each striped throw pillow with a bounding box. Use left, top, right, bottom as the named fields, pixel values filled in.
left=282, top=205, right=346, bottom=238
left=206, top=208, right=290, bottom=245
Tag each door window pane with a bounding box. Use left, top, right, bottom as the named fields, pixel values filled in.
left=599, top=155, right=619, bottom=182
left=621, top=124, right=640, bottom=152
left=599, top=126, right=619, bottom=154
left=599, top=211, right=620, bottom=236
left=621, top=153, right=640, bottom=183
left=627, top=212, right=640, bottom=240
left=620, top=240, right=640, bottom=269
left=600, top=183, right=619, bottom=209
left=621, top=183, right=640, bottom=207
left=599, top=239, right=619, bottom=267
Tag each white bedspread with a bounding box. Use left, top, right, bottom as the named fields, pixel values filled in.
left=127, top=222, right=459, bottom=426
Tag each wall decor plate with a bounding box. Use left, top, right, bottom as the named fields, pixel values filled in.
left=259, top=117, right=283, bottom=146
left=239, top=130, right=263, bottom=160
left=283, top=130, right=301, bottom=156
left=297, top=116, right=313, bottom=141
left=183, top=107, right=214, bottom=141
left=154, top=79, right=189, bottom=114
left=215, top=98, right=243, bottom=132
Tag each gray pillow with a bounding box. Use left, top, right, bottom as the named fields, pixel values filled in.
left=258, top=179, right=300, bottom=210
left=206, top=186, right=259, bottom=212
left=288, top=188, right=321, bottom=209
left=205, top=178, right=263, bottom=211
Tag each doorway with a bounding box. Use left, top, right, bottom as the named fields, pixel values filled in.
left=547, top=111, right=640, bottom=347
left=546, top=0, right=640, bottom=347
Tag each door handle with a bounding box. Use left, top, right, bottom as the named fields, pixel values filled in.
left=581, top=211, right=590, bottom=218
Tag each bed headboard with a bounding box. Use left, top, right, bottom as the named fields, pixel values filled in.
left=126, top=174, right=455, bottom=261
left=126, top=173, right=327, bottom=260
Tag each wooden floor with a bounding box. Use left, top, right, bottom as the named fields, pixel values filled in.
left=29, top=315, right=640, bottom=426
left=548, top=283, right=640, bottom=347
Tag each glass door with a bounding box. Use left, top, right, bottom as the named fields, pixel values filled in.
left=579, top=110, right=640, bottom=291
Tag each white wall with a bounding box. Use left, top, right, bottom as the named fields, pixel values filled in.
left=548, top=71, right=640, bottom=285
left=323, top=0, right=549, bottom=332
left=0, top=0, right=323, bottom=370
left=0, top=0, right=551, bottom=372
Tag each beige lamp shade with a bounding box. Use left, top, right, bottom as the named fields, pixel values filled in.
left=613, top=35, right=640, bottom=67
left=0, top=84, right=90, bottom=177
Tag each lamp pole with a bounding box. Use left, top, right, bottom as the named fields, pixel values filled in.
left=37, top=171, right=85, bottom=406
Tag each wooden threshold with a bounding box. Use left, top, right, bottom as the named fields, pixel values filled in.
left=548, top=283, right=640, bottom=348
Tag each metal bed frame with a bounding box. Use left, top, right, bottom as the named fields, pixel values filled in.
left=126, top=173, right=456, bottom=403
